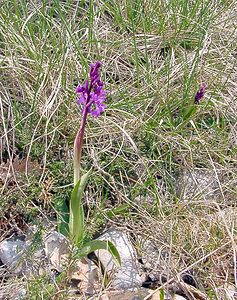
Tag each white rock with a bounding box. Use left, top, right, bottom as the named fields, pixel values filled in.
left=0, top=239, right=29, bottom=274
left=0, top=237, right=47, bottom=276
left=44, top=231, right=70, bottom=272
left=95, top=228, right=142, bottom=290
left=0, top=231, right=71, bottom=276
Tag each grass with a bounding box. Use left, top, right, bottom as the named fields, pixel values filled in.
left=0, top=0, right=237, bottom=299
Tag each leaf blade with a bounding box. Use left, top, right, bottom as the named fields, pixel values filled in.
left=69, top=170, right=91, bottom=245
left=78, top=240, right=121, bottom=266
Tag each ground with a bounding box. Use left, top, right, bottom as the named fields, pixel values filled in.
left=0, top=0, right=237, bottom=299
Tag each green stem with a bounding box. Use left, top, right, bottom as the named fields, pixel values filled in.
left=73, top=111, right=87, bottom=185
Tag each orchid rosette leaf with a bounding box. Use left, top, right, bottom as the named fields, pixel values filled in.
left=69, top=170, right=91, bottom=245
left=78, top=240, right=121, bottom=266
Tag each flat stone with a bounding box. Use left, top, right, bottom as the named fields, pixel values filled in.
left=95, top=228, right=142, bottom=290
left=0, top=237, right=47, bottom=276
left=0, top=239, right=29, bottom=274
left=0, top=230, right=70, bottom=276
left=44, top=231, right=70, bottom=272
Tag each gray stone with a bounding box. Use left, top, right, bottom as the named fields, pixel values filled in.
left=0, top=239, right=29, bottom=274
left=44, top=231, right=70, bottom=272
left=95, top=228, right=142, bottom=290
left=176, top=168, right=221, bottom=201
left=0, top=237, right=47, bottom=276
left=0, top=231, right=70, bottom=276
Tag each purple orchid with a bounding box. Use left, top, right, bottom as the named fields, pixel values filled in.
left=194, top=83, right=208, bottom=104
left=74, top=62, right=107, bottom=184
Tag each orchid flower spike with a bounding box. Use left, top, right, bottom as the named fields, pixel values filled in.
left=74, top=62, right=107, bottom=184
left=76, top=61, right=107, bottom=117
left=194, top=83, right=208, bottom=104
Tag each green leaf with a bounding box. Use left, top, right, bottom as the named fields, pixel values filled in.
left=69, top=170, right=91, bottom=245
left=78, top=240, right=121, bottom=266
left=56, top=198, right=69, bottom=237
